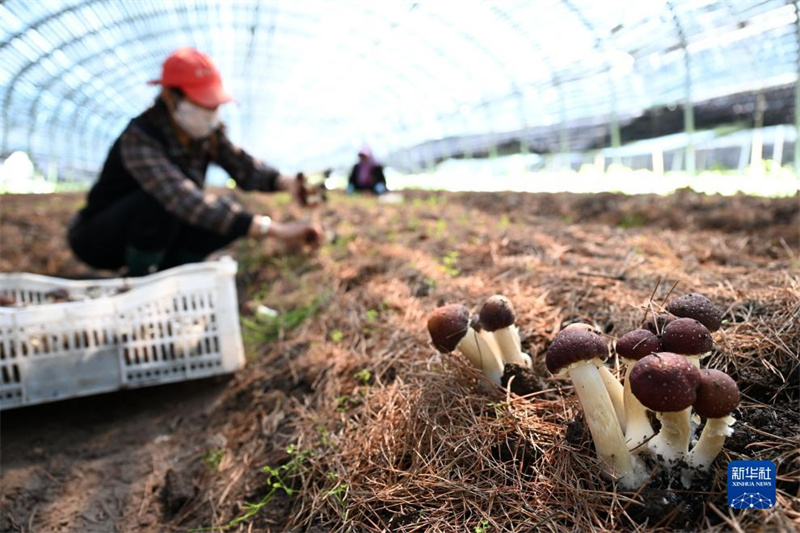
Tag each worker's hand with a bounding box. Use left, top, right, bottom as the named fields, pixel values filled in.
left=266, top=220, right=323, bottom=246
left=277, top=173, right=311, bottom=207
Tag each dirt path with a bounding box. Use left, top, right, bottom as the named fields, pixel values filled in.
left=1, top=377, right=232, bottom=532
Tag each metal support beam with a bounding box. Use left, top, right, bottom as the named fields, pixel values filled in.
left=558, top=81, right=569, bottom=168
left=684, top=64, right=696, bottom=175
left=795, top=1, right=800, bottom=175
left=516, top=90, right=530, bottom=156
left=483, top=96, right=500, bottom=160
left=668, top=2, right=695, bottom=176
left=610, top=89, right=621, bottom=166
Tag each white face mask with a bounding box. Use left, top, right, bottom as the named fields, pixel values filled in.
left=172, top=99, right=220, bottom=139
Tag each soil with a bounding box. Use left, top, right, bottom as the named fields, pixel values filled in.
left=0, top=189, right=798, bottom=532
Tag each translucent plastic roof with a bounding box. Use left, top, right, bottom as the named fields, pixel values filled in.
left=1, top=0, right=797, bottom=176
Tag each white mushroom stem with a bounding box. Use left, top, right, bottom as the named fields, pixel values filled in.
left=648, top=408, right=693, bottom=465
left=478, top=329, right=503, bottom=360
left=457, top=328, right=505, bottom=385
left=489, top=325, right=532, bottom=369
left=684, top=355, right=705, bottom=438
left=510, top=326, right=533, bottom=368
left=597, top=364, right=626, bottom=432
left=568, top=361, right=648, bottom=489
left=688, top=415, right=736, bottom=471
left=510, top=324, right=521, bottom=347
left=622, top=362, right=655, bottom=452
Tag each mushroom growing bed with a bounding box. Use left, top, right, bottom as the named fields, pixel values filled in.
left=0, top=189, right=797, bottom=533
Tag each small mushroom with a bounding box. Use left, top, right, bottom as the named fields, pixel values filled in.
left=630, top=352, right=701, bottom=466
left=687, top=369, right=739, bottom=471
left=666, top=293, right=722, bottom=332
left=0, top=293, right=16, bottom=307
left=660, top=318, right=713, bottom=368
left=427, top=304, right=504, bottom=384
left=479, top=296, right=532, bottom=369
left=565, top=323, right=626, bottom=430
left=615, top=329, right=661, bottom=451
left=547, top=327, right=648, bottom=489
left=642, top=313, right=675, bottom=337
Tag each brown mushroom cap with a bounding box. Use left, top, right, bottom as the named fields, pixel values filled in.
left=469, top=314, right=483, bottom=332
left=479, top=295, right=516, bottom=332
left=630, top=352, right=701, bottom=412
left=661, top=318, right=713, bottom=355
left=545, top=327, right=608, bottom=374
left=0, top=294, right=16, bottom=307
left=666, top=293, right=722, bottom=332
left=616, top=329, right=661, bottom=361
left=642, top=313, right=676, bottom=336
left=427, top=304, right=470, bottom=353
left=564, top=322, right=601, bottom=334
left=693, top=369, right=739, bottom=418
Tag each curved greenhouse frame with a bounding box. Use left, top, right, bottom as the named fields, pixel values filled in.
left=1, top=0, right=797, bottom=181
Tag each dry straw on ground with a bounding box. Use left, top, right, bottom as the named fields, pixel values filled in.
left=187, top=190, right=799, bottom=533
left=0, top=190, right=797, bottom=532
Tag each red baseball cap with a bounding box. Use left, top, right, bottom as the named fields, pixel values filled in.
left=148, top=47, right=233, bottom=108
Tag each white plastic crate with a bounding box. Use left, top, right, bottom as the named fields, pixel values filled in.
left=0, top=257, right=245, bottom=409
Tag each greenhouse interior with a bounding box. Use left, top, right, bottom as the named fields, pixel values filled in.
left=1, top=2, right=799, bottom=533
left=1, top=0, right=799, bottom=195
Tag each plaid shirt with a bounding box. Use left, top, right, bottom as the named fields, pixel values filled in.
left=119, top=98, right=279, bottom=235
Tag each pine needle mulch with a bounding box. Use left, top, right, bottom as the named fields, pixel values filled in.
left=185, top=189, right=798, bottom=533
left=2, top=189, right=795, bottom=532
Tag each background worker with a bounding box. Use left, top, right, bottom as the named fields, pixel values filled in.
left=347, top=145, right=387, bottom=195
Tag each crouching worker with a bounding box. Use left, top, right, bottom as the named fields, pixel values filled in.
left=68, top=47, right=322, bottom=276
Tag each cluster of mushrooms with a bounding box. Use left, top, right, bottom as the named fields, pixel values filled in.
left=547, top=293, right=739, bottom=489
left=426, top=292, right=740, bottom=491
left=427, top=295, right=532, bottom=386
